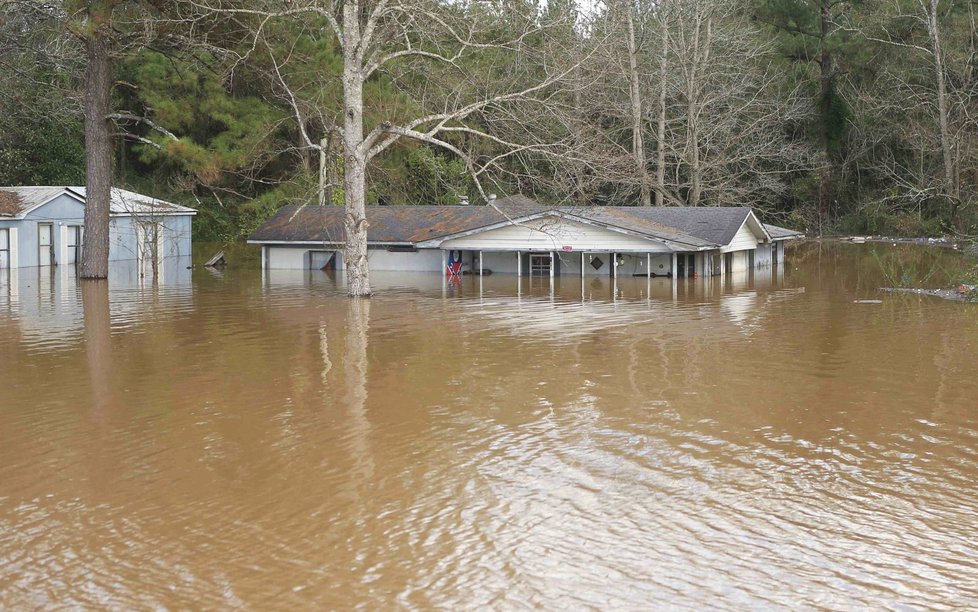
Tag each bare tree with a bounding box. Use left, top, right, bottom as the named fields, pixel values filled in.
left=189, top=0, right=585, bottom=296
left=654, top=0, right=669, bottom=206
left=622, top=0, right=652, bottom=206
left=659, top=0, right=813, bottom=208
left=838, top=0, right=978, bottom=225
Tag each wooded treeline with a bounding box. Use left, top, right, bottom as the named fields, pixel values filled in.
left=2, top=0, right=977, bottom=244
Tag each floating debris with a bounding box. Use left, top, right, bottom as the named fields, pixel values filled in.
left=204, top=250, right=226, bottom=268
left=880, top=287, right=975, bottom=302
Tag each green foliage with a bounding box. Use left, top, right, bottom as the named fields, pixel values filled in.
left=387, top=146, right=473, bottom=205
left=0, top=118, right=85, bottom=186
left=119, top=51, right=287, bottom=186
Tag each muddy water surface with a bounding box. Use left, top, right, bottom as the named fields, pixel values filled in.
left=2, top=242, right=978, bottom=609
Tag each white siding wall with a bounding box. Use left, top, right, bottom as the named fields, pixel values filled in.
left=266, top=246, right=443, bottom=271
left=720, top=221, right=760, bottom=253
left=481, top=251, right=520, bottom=274
left=728, top=250, right=749, bottom=273
left=268, top=246, right=310, bottom=269
left=755, top=243, right=773, bottom=267
left=367, top=249, right=442, bottom=271
left=439, top=216, right=673, bottom=253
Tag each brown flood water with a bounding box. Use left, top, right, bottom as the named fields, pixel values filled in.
left=1, top=242, right=978, bottom=609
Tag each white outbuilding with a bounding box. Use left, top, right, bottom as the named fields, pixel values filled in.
left=0, top=186, right=195, bottom=270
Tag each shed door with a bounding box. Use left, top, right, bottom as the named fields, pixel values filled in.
left=0, top=228, right=8, bottom=269
left=38, top=223, right=53, bottom=266
left=66, top=226, right=82, bottom=265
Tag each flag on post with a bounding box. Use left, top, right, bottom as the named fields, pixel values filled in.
left=446, top=250, right=463, bottom=278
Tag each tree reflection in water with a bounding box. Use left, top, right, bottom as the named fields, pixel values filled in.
left=82, top=279, right=112, bottom=420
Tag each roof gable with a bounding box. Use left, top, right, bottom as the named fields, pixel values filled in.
left=418, top=209, right=715, bottom=250
left=0, top=187, right=80, bottom=217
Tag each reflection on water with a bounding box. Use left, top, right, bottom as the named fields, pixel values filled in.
left=2, top=244, right=978, bottom=608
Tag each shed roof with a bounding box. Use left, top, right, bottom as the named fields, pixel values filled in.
left=248, top=196, right=803, bottom=248
left=0, top=186, right=65, bottom=216
left=0, top=186, right=196, bottom=218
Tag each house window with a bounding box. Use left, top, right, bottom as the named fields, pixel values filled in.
left=0, top=228, right=8, bottom=269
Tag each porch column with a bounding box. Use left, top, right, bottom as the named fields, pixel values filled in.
left=549, top=251, right=554, bottom=279
left=613, top=252, right=618, bottom=279
left=672, top=252, right=678, bottom=278
left=479, top=250, right=484, bottom=276
left=581, top=252, right=585, bottom=279
left=647, top=253, right=651, bottom=278
left=441, top=250, right=447, bottom=276
left=517, top=251, right=522, bottom=277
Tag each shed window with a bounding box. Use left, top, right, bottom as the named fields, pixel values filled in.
left=0, top=228, right=8, bottom=269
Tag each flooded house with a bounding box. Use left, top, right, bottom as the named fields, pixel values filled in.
left=249, top=195, right=803, bottom=278
left=0, top=186, right=195, bottom=270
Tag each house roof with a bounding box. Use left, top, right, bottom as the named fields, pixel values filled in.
left=559, top=206, right=751, bottom=248
left=248, top=196, right=804, bottom=249
left=0, top=186, right=196, bottom=218
left=249, top=196, right=544, bottom=244
left=763, top=223, right=804, bottom=240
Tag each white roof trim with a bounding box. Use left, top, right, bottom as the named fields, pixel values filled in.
left=248, top=240, right=412, bottom=246
left=743, top=211, right=773, bottom=244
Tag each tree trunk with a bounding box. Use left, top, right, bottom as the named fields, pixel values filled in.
left=342, top=0, right=371, bottom=297
left=818, top=0, right=833, bottom=163
left=655, top=9, right=668, bottom=207
left=686, top=14, right=702, bottom=206
left=688, top=94, right=701, bottom=206
left=626, top=7, right=651, bottom=207
left=929, top=0, right=956, bottom=201
left=79, top=32, right=112, bottom=280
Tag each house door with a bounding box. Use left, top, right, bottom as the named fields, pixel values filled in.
left=38, top=223, right=53, bottom=266
left=529, top=253, right=551, bottom=276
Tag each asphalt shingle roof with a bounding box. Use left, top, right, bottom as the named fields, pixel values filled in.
left=249, top=197, right=544, bottom=244
left=0, top=187, right=64, bottom=216
left=249, top=196, right=804, bottom=248
left=763, top=223, right=804, bottom=239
